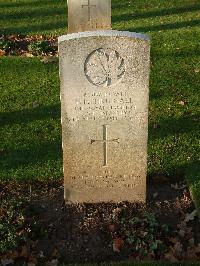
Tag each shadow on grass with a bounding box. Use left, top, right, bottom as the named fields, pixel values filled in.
left=151, top=46, right=200, bottom=59
left=118, top=19, right=200, bottom=32
left=0, top=7, right=67, bottom=20
left=0, top=104, right=60, bottom=127
left=0, top=104, right=62, bottom=176
left=148, top=159, right=200, bottom=186
left=0, top=0, right=67, bottom=35
left=0, top=0, right=65, bottom=9
left=112, top=0, right=135, bottom=9
left=1, top=20, right=67, bottom=35
left=186, top=162, right=200, bottom=186
left=112, top=4, right=200, bottom=22
left=2, top=1, right=199, bottom=35
left=149, top=115, right=199, bottom=140
left=1, top=137, right=62, bottom=172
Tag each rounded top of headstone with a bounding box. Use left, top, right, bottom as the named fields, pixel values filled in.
left=58, top=30, right=150, bottom=44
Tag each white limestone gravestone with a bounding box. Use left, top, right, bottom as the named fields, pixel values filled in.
left=59, top=30, right=150, bottom=203
left=67, top=0, right=111, bottom=33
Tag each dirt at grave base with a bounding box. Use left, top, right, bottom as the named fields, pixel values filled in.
left=1, top=176, right=200, bottom=265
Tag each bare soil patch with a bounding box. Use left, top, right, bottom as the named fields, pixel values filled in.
left=0, top=35, right=57, bottom=57
left=0, top=176, right=200, bottom=265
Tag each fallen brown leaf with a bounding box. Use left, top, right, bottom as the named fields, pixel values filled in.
left=113, top=237, right=124, bottom=253
left=52, top=248, right=59, bottom=258
left=24, top=52, right=34, bottom=58
left=28, top=256, right=38, bottom=265
left=0, top=49, right=6, bottom=56
left=10, top=250, right=19, bottom=259
left=164, top=252, right=179, bottom=263
left=185, top=247, right=198, bottom=260
left=168, top=237, right=178, bottom=244
left=20, top=245, right=29, bottom=258
left=41, top=56, right=57, bottom=64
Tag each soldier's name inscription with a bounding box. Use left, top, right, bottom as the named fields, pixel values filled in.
left=67, top=91, right=147, bottom=122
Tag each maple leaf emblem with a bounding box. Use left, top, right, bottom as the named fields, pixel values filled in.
left=84, top=48, right=125, bottom=86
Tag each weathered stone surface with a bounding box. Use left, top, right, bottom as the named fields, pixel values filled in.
left=67, top=0, right=111, bottom=33
left=59, top=30, right=150, bottom=203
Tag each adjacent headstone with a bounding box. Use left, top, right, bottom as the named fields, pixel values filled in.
left=67, top=0, right=111, bottom=33
left=59, top=30, right=150, bottom=203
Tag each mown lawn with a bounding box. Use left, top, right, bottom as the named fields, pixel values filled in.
left=0, top=57, right=61, bottom=180
left=0, top=0, right=200, bottom=207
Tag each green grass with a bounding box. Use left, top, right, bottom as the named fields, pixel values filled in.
left=0, top=0, right=67, bottom=36
left=0, top=0, right=199, bottom=207
left=0, top=57, right=61, bottom=180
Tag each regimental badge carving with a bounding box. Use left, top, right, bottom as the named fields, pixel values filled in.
left=84, top=48, right=125, bottom=87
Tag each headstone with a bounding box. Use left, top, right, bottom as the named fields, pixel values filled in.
left=67, top=0, right=111, bottom=33
left=59, top=30, right=150, bottom=203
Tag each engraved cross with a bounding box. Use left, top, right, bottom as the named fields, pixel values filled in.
left=82, top=0, right=96, bottom=21
left=91, top=125, right=119, bottom=167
